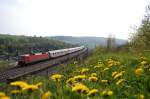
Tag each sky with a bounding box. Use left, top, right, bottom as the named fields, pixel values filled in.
left=0, top=0, right=150, bottom=40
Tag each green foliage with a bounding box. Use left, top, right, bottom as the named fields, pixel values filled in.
left=0, top=34, right=73, bottom=56
left=130, top=4, right=150, bottom=51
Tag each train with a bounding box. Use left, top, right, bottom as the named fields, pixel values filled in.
left=18, top=46, right=85, bottom=65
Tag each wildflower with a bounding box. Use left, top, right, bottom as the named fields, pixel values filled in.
left=22, top=85, right=38, bottom=91
left=141, top=61, right=147, bottom=65
left=115, top=61, right=121, bottom=66
left=103, top=67, right=109, bottom=71
left=107, top=90, right=113, bottom=96
left=98, top=60, right=102, bottom=64
left=11, top=90, right=21, bottom=94
left=0, top=96, right=10, bottom=99
left=0, top=92, right=6, bottom=97
left=101, top=90, right=107, bottom=96
left=112, top=71, right=118, bottom=77
left=108, top=63, right=113, bottom=67
left=139, top=56, right=147, bottom=61
left=91, top=73, right=97, bottom=77
left=66, top=78, right=76, bottom=85
left=35, top=82, right=43, bottom=87
left=102, top=90, right=113, bottom=96
left=89, top=76, right=98, bottom=82
left=87, top=89, right=98, bottom=96
left=50, top=74, right=63, bottom=82
left=114, top=72, right=123, bottom=79
left=80, top=68, right=89, bottom=74
left=74, top=75, right=86, bottom=81
left=72, top=83, right=89, bottom=94
left=0, top=92, right=10, bottom=99
left=107, top=60, right=113, bottom=64
left=41, top=91, right=52, bottom=99
left=139, top=94, right=144, bottom=99
left=116, top=79, right=125, bottom=85
left=94, top=65, right=102, bottom=68
left=101, top=80, right=108, bottom=84
left=10, top=81, right=28, bottom=88
left=120, top=71, right=125, bottom=74
left=135, top=68, right=143, bottom=76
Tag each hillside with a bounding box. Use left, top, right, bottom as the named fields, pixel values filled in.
left=0, top=34, right=74, bottom=57
left=47, top=36, right=127, bottom=48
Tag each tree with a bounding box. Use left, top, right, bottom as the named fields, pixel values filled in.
left=130, top=3, right=150, bottom=50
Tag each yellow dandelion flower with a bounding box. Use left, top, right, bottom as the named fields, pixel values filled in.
left=0, top=92, right=6, bottom=97
left=74, top=75, right=86, bottom=81
left=115, top=61, right=121, bottom=65
left=87, top=89, right=98, bottom=96
left=98, top=60, right=102, bottom=63
left=0, top=96, right=10, bottom=99
left=139, top=56, right=146, bottom=60
left=103, top=67, right=109, bottom=71
left=141, top=61, right=147, bottom=65
left=91, top=73, right=97, bottom=77
left=120, top=71, right=125, bottom=74
left=10, top=81, right=28, bottom=88
left=0, top=92, right=10, bottom=99
left=80, top=68, right=89, bottom=74
left=135, top=68, right=143, bottom=76
left=89, top=76, right=98, bottom=82
left=101, top=80, right=108, bottom=84
left=101, top=90, right=107, bottom=96
left=41, top=91, right=52, bottom=99
left=11, top=90, right=21, bottom=94
left=112, top=71, right=118, bottom=77
left=66, top=78, right=76, bottom=85
left=50, top=74, right=63, bottom=82
left=107, top=60, right=113, bottom=64
left=107, top=90, right=113, bottom=96
left=114, top=72, right=123, bottom=79
left=94, top=65, right=100, bottom=68
left=35, top=82, right=43, bottom=87
left=22, top=85, right=38, bottom=91
left=97, top=64, right=101, bottom=67
left=139, top=94, right=144, bottom=99
left=102, top=90, right=113, bottom=96
left=72, top=83, right=89, bottom=94
left=116, top=79, right=125, bottom=85
left=108, top=63, right=113, bottom=67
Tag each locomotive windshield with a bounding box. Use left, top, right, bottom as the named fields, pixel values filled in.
left=18, top=56, right=24, bottom=61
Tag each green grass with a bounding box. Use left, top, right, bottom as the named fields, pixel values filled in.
left=0, top=61, right=10, bottom=71
left=2, top=49, right=150, bottom=99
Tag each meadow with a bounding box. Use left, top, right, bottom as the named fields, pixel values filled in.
left=1, top=48, right=150, bottom=99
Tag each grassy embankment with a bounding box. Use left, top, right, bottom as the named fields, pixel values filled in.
left=0, top=61, right=10, bottom=71
left=1, top=47, right=150, bottom=99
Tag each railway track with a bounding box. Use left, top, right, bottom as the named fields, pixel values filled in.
left=0, top=48, right=87, bottom=82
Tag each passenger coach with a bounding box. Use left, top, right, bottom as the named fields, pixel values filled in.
left=18, top=46, right=85, bottom=65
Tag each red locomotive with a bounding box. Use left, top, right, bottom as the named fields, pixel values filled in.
left=18, top=53, right=49, bottom=65
left=18, top=46, right=85, bottom=65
